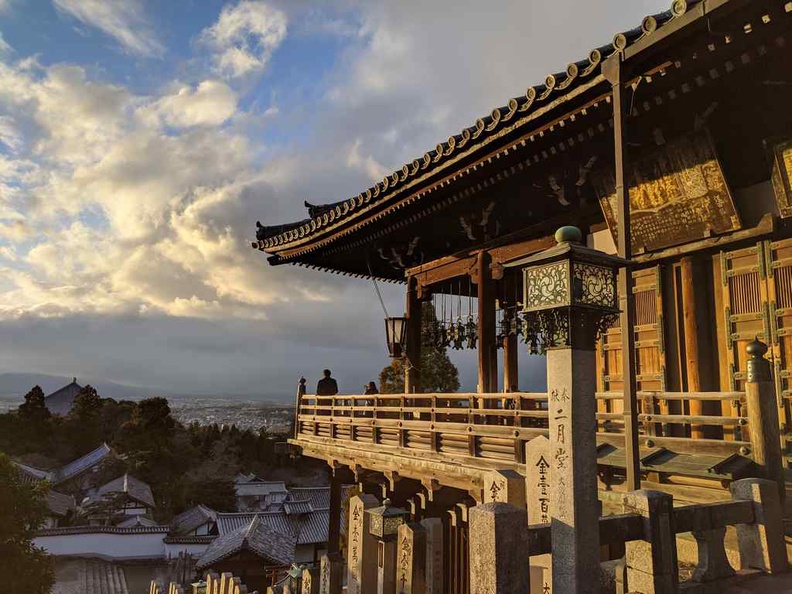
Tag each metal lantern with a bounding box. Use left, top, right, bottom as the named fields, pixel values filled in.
left=514, top=226, right=629, bottom=353
left=366, top=498, right=408, bottom=540
left=384, top=316, right=408, bottom=358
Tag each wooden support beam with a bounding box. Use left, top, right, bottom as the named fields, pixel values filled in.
left=502, top=273, right=519, bottom=393
left=405, top=275, right=422, bottom=393
left=476, top=251, right=497, bottom=394
left=603, top=54, right=641, bottom=492
left=681, top=256, right=704, bottom=439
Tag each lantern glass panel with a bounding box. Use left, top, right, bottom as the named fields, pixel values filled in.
left=571, top=262, right=617, bottom=308
left=523, top=260, right=570, bottom=312
left=384, top=317, right=407, bottom=358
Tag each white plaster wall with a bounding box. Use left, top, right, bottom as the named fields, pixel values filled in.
left=35, top=532, right=166, bottom=559
left=164, top=542, right=211, bottom=558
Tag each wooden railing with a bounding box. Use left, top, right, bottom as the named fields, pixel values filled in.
left=294, top=390, right=752, bottom=462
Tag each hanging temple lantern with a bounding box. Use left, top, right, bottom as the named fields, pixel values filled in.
left=384, top=316, right=408, bottom=358
left=366, top=498, right=409, bottom=540
left=517, top=226, right=628, bottom=354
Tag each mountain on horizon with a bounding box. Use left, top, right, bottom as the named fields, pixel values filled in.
left=0, top=372, right=290, bottom=405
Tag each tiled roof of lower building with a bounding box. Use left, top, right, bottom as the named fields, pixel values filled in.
left=196, top=515, right=295, bottom=570
left=53, top=443, right=112, bottom=484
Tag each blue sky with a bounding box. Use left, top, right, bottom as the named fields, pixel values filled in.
left=0, top=0, right=668, bottom=398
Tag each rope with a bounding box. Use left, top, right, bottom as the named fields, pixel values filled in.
left=365, top=255, right=390, bottom=318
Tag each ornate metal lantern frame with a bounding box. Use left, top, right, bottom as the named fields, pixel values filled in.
left=366, top=498, right=408, bottom=540
left=512, top=227, right=629, bottom=353
left=384, top=316, right=408, bottom=358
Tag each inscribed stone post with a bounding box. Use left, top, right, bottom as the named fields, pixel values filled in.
left=547, top=348, right=601, bottom=593
left=484, top=469, right=526, bottom=509
left=318, top=554, right=343, bottom=594
left=396, top=522, right=427, bottom=594
left=420, top=518, right=444, bottom=594
left=525, top=436, right=552, bottom=594
left=468, top=502, right=530, bottom=594
left=347, top=494, right=379, bottom=594
left=302, top=567, right=319, bottom=594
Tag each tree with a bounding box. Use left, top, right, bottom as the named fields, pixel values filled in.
left=18, top=386, right=50, bottom=424
left=380, top=302, right=460, bottom=393
left=71, top=385, right=102, bottom=422
left=0, top=454, right=54, bottom=593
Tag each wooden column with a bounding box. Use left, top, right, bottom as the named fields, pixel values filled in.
left=604, top=55, right=641, bottom=491
left=680, top=256, right=705, bottom=438
left=476, top=251, right=496, bottom=394
left=405, top=275, right=422, bottom=394
left=502, top=274, right=519, bottom=393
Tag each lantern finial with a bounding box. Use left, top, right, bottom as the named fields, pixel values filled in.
left=555, top=226, right=582, bottom=245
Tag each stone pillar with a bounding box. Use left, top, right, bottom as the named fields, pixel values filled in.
left=484, top=469, right=526, bottom=509
left=302, top=567, right=319, bottom=594
left=621, top=490, right=679, bottom=594
left=547, top=347, right=600, bottom=593
left=319, top=554, right=343, bottom=594
left=396, top=522, right=427, bottom=594
left=744, top=340, right=785, bottom=502
left=420, top=518, right=444, bottom=594
left=347, top=494, right=379, bottom=594
left=468, top=502, right=529, bottom=594
left=525, top=436, right=552, bottom=593
left=377, top=540, right=398, bottom=594
left=690, top=527, right=734, bottom=582
left=730, top=478, right=788, bottom=573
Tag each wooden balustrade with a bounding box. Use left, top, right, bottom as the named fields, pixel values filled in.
left=294, top=390, right=753, bottom=462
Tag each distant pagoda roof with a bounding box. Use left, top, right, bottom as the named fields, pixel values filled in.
left=44, top=378, right=82, bottom=416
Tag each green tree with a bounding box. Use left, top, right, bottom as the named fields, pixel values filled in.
left=71, top=385, right=102, bottom=422
left=0, top=454, right=54, bottom=593
left=18, top=386, right=50, bottom=424
left=379, top=302, right=460, bottom=393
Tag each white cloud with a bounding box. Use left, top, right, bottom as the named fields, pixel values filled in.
left=0, top=116, right=22, bottom=152
left=0, top=32, right=11, bottom=54
left=201, top=1, right=287, bottom=78
left=53, top=0, right=163, bottom=57
left=137, top=80, right=238, bottom=129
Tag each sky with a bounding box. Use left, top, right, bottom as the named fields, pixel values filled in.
left=0, top=0, right=669, bottom=400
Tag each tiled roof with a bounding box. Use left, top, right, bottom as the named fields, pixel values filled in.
left=96, top=474, right=156, bottom=509
left=216, top=509, right=331, bottom=546
left=13, top=462, right=53, bottom=484
left=171, top=504, right=217, bottom=535
left=196, top=516, right=296, bottom=570
left=253, top=1, right=700, bottom=257
left=234, top=480, right=288, bottom=497
left=81, top=558, right=130, bottom=594
left=288, top=486, right=331, bottom=510
left=44, top=379, right=83, bottom=416
left=283, top=500, right=313, bottom=515
left=53, top=443, right=112, bottom=484
left=47, top=490, right=75, bottom=517
left=116, top=515, right=159, bottom=528
left=36, top=525, right=169, bottom=536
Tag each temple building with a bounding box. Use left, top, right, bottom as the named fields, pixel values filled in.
left=254, top=1, right=792, bottom=592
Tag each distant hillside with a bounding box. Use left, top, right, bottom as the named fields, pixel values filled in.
left=0, top=372, right=288, bottom=405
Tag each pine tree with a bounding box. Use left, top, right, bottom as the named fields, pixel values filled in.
left=379, top=302, right=460, bottom=393
left=18, top=386, right=50, bottom=423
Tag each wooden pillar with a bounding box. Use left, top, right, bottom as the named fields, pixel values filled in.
left=502, top=274, right=519, bottom=392
left=405, top=275, right=422, bottom=394
left=680, top=256, right=704, bottom=438
left=604, top=54, right=641, bottom=491
left=476, top=251, right=496, bottom=394
left=328, top=472, right=343, bottom=558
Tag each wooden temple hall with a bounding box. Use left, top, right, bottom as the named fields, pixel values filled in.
left=253, top=1, right=792, bottom=593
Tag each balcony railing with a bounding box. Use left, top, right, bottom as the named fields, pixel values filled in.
left=294, top=391, right=751, bottom=464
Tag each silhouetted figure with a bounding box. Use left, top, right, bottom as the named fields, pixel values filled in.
left=364, top=381, right=379, bottom=395
left=316, top=369, right=339, bottom=396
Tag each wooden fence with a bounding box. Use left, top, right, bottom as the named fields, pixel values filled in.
left=295, top=390, right=753, bottom=462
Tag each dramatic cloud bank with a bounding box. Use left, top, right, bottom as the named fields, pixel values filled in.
left=0, top=0, right=666, bottom=396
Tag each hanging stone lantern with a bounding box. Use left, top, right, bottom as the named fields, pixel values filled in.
left=519, top=226, right=627, bottom=353
left=384, top=316, right=408, bottom=358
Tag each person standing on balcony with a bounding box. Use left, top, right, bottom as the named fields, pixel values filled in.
left=316, top=369, right=339, bottom=396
